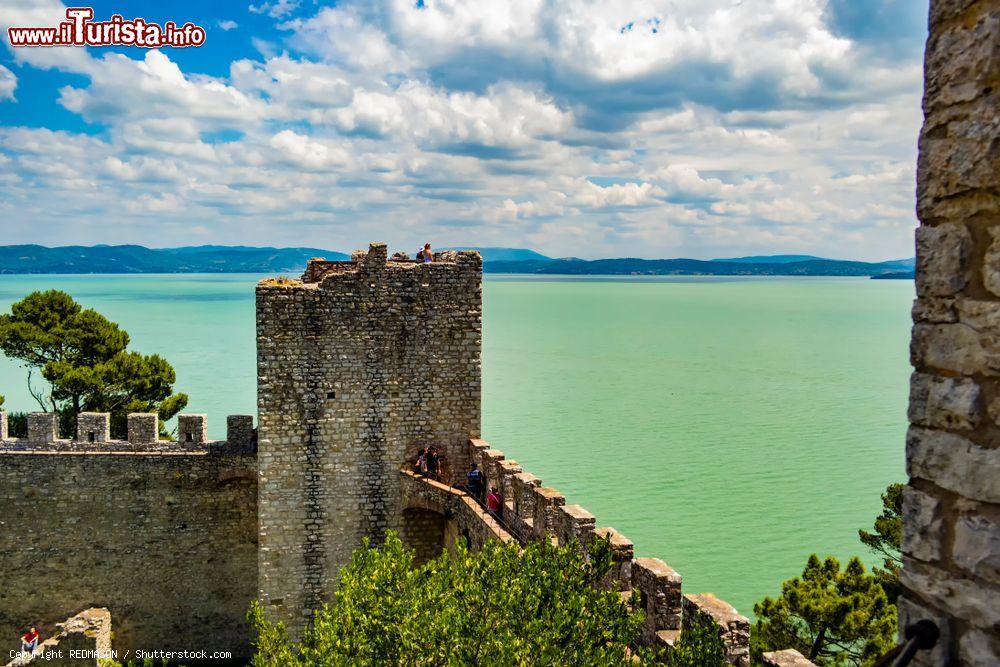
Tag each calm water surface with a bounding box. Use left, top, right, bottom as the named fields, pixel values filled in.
left=0, top=273, right=913, bottom=617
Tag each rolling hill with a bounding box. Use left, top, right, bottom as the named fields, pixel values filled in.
left=0, top=245, right=914, bottom=277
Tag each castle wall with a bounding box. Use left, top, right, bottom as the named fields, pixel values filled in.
left=256, top=243, right=482, bottom=632
left=399, top=441, right=751, bottom=665
left=398, top=507, right=448, bottom=565
left=901, top=1, right=1000, bottom=665
left=0, top=414, right=257, bottom=659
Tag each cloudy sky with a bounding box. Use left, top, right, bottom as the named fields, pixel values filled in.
left=0, top=0, right=928, bottom=260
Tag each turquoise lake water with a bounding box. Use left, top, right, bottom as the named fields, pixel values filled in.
left=0, top=274, right=913, bottom=617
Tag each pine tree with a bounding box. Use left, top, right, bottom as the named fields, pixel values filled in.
left=858, top=483, right=903, bottom=602
left=0, top=290, right=187, bottom=437
left=752, top=555, right=896, bottom=666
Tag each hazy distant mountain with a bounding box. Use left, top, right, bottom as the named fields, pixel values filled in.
left=0, top=244, right=915, bottom=277
left=484, top=256, right=916, bottom=277
left=712, top=254, right=829, bottom=264
left=876, top=257, right=917, bottom=270
left=0, top=245, right=349, bottom=274
left=442, top=247, right=551, bottom=262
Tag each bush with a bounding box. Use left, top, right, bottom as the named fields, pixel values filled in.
left=250, top=532, right=696, bottom=666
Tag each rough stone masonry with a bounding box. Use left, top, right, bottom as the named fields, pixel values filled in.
left=255, top=243, right=483, bottom=633
left=900, top=1, right=1000, bottom=665
left=0, top=413, right=257, bottom=659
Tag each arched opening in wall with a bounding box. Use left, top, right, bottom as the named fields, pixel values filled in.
left=399, top=507, right=448, bottom=566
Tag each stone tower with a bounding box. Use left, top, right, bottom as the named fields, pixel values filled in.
left=256, top=243, right=482, bottom=631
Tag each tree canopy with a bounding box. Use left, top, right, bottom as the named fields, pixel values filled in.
left=0, top=290, right=187, bottom=437
left=752, top=555, right=896, bottom=666
left=250, top=532, right=727, bottom=666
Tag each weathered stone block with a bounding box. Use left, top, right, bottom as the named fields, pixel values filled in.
left=761, top=649, right=816, bottom=667
left=127, top=413, right=158, bottom=445
left=953, top=512, right=1000, bottom=583
left=633, top=557, right=682, bottom=638
left=76, top=412, right=110, bottom=443
left=27, top=412, right=58, bottom=444
left=177, top=414, right=207, bottom=444
left=227, top=415, right=255, bottom=448
left=902, top=486, right=943, bottom=562
left=682, top=593, right=750, bottom=667
left=902, top=559, right=1000, bottom=629
left=918, top=7, right=1000, bottom=216
left=555, top=503, right=596, bottom=550
left=497, top=459, right=522, bottom=501
left=911, top=320, right=1000, bottom=376
left=912, top=297, right=958, bottom=324
left=984, top=226, right=1000, bottom=297
left=960, top=627, right=1000, bottom=666
left=923, top=7, right=1000, bottom=115
left=915, top=225, right=972, bottom=296
left=990, top=394, right=1000, bottom=427
left=908, top=372, right=981, bottom=430
left=531, top=486, right=565, bottom=538
left=0, top=411, right=6, bottom=440
left=906, top=426, right=1000, bottom=502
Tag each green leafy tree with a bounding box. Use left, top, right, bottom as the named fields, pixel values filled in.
left=666, top=618, right=726, bottom=667
left=251, top=532, right=699, bottom=666
left=858, top=483, right=903, bottom=602
left=752, top=555, right=896, bottom=666
left=0, top=290, right=187, bottom=437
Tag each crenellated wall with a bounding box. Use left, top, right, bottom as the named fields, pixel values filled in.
left=398, top=436, right=753, bottom=665
left=0, top=411, right=258, bottom=659
left=2, top=411, right=256, bottom=453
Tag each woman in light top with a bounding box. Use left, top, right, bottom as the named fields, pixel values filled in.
left=417, top=243, right=433, bottom=263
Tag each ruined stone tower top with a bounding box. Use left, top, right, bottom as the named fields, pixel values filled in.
left=277, top=241, right=483, bottom=286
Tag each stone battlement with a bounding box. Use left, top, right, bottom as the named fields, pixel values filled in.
left=460, top=437, right=750, bottom=665
left=271, top=242, right=481, bottom=286
left=0, top=411, right=256, bottom=454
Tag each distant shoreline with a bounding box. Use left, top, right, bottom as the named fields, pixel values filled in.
left=0, top=244, right=915, bottom=278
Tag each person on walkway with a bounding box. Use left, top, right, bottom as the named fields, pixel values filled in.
left=416, top=243, right=433, bottom=263
left=416, top=447, right=428, bottom=476
left=426, top=446, right=440, bottom=481
left=466, top=463, right=484, bottom=500
left=487, top=486, right=503, bottom=520
left=21, top=627, right=39, bottom=654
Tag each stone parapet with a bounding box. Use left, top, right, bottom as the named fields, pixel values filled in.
left=633, top=557, right=683, bottom=643
left=27, top=412, right=57, bottom=444
left=421, top=436, right=752, bottom=659
left=682, top=593, right=751, bottom=666
left=0, top=411, right=257, bottom=454
left=0, top=448, right=257, bottom=659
